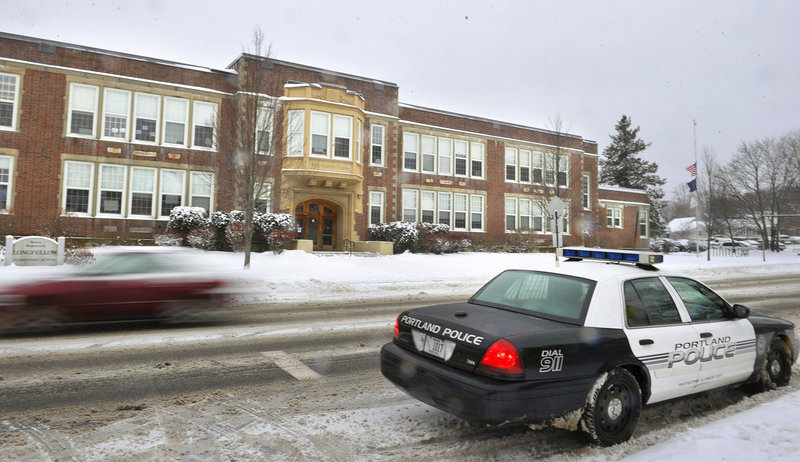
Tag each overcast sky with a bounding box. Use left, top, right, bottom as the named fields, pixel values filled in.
left=4, top=0, right=799, bottom=199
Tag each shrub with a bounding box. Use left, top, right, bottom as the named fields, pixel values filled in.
left=369, top=221, right=466, bottom=254
left=166, top=206, right=209, bottom=233
left=266, top=229, right=298, bottom=254
left=209, top=211, right=231, bottom=231
left=65, top=247, right=95, bottom=265
left=186, top=226, right=217, bottom=250
left=225, top=221, right=246, bottom=252
left=370, top=221, right=420, bottom=254
left=254, top=212, right=295, bottom=240
left=155, top=231, right=185, bottom=247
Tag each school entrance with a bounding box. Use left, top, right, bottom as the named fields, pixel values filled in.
left=294, top=199, right=338, bottom=251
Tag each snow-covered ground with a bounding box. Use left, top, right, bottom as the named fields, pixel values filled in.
left=1, top=247, right=799, bottom=460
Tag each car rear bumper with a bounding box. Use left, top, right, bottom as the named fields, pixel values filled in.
left=380, top=342, right=593, bottom=425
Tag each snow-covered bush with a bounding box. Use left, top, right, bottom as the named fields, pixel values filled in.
left=166, top=206, right=209, bottom=232
left=266, top=229, right=298, bottom=254
left=370, top=221, right=420, bottom=254
left=65, top=247, right=95, bottom=265
left=228, top=210, right=245, bottom=223
left=225, top=221, right=246, bottom=252
left=254, top=212, right=295, bottom=240
left=155, top=231, right=184, bottom=247
left=209, top=211, right=231, bottom=231
left=186, top=226, right=217, bottom=250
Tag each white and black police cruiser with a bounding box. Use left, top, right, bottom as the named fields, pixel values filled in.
left=380, top=247, right=798, bottom=446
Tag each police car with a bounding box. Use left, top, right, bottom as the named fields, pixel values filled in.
left=380, top=247, right=798, bottom=446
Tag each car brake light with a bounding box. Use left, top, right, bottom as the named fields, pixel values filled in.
left=394, top=315, right=400, bottom=338
left=478, top=339, right=523, bottom=375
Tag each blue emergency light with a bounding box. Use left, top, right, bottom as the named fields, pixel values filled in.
left=559, top=247, right=664, bottom=265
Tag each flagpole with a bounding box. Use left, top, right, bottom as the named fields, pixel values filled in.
left=693, top=120, right=699, bottom=256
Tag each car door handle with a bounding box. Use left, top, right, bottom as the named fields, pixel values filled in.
left=700, top=332, right=713, bottom=338
left=639, top=339, right=654, bottom=345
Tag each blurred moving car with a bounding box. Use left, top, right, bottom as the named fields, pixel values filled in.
left=0, top=248, right=230, bottom=332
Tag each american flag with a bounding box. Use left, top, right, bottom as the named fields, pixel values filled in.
left=686, top=163, right=697, bottom=176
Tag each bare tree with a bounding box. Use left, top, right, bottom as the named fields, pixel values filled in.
left=697, top=146, right=720, bottom=259
left=216, top=28, right=285, bottom=268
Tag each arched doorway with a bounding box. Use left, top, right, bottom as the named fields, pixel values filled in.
left=294, top=199, right=338, bottom=251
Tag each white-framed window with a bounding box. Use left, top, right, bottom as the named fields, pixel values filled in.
left=402, top=189, right=418, bottom=222
left=607, top=207, right=622, bottom=228
left=0, top=73, right=20, bottom=131
left=130, top=167, right=157, bottom=217
left=471, top=142, right=484, bottom=179
left=558, top=155, right=569, bottom=187
left=471, top=195, right=484, bottom=231
left=505, top=148, right=517, bottom=182
left=582, top=174, right=591, bottom=209
left=255, top=105, right=273, bottom=155
left=403, top=132, right=419, bottom=171
left=545, top=153, right=556, bottom=186
left=454, top=140, right=468, bottom=177
left=287, top=109, right=305, bottom=156
left=163, top=97, right=189, bottom=146
left=453, top=193, right=468, bottom=230
left=438, top=192, right=451, bottom=227
left=63, top=161, right=94, bottom=214
left=356, top=119, right=362, bottom=163
left=421, top=190, right=436, bottom=223
left=639, top=210, right=649, bottom=238
left=369, top=190, right=384, bottom=226
left=311, top=111, right=330, bottom=156
left=68, top=83, right=98, bottom=137
left=101, top=88, right=131, bottom=140
left=438, top=138, right=453, bottom=176
left=519, top=150, right=531, bottom=183
left=254, top=182, right=272, bottom=214
left=97, top=164, right=126, bottom=216
left=133, top=93, right=160, bottom=143
left=533, top=201, right=545, bottom=232
left=0, top=155, right=13, bottom=210
left=192, top=101, right=216, bottom=149
left=333, top=114, right=352, bottom=159
left=533, top=152, right=544, bottom=184
left=190, top=171, right=214, bottom=212
left=421, top=135, right=437, bottom=173
left=159, top=169, right=185, bottom=217
left=520, top=199, right=532, bottom=230
left=371, top=124, right=385, bottom=166
left=505, top=197, right=517, bottom=232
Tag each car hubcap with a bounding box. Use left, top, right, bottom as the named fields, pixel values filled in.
left=770, top=358, right=782, bottom=378
left=607, top=397, right=623, bottom=421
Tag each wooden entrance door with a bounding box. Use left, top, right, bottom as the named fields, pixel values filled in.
left=294, top=200, right=337, bottom=251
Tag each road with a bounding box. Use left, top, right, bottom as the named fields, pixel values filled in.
left=0, top=273, right=798, bottom=461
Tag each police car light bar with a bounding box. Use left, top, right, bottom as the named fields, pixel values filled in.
left=558, top=247, right=664, bottom=265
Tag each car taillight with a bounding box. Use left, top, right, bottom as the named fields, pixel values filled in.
left=394, top=315, right=400, bottom=339
left=478, top=339, right=523, bottom=376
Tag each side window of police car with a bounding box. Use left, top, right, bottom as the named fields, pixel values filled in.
left=665, top=277, right=728, bottom=321
left=624, top=278, right=682, bottom=327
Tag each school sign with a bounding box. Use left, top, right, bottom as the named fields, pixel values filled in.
left=4, top=236, right=65, bottom=266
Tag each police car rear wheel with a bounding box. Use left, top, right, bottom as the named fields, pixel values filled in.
left=762, top=338, right=792, bottom=389
left=582, top=368, right=641, bottom=446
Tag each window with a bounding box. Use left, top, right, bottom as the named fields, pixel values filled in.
left=134, top=93, right=159, bottom=143
left=190, top=172, right=214, bottom=212
left=471, top=142, right=484, bottom=178
left=130, top=167, right=156, bottom=216
left=639, top=211, right=649, bottom=238
left=356, top=119, right=362, bottom=163
left=582, top=174, right=591, bottom=209
left=533, top=152, right=544, bottom=184
left=519, top=150, right=531, bottom=183
left=193, top=101, right=216, bottom=148
left=558, top=155, right=569, bottom=187
left=421, top=135, right=436, bottom=173
left=97, top=164, right=126, bottom=215
left=438, top=192, right=451, bottom=227
left=505, top=197, right=517, bottom=232
left=371, top=124, right=385, bottom=166
left=0, top=155, right=12, bottom=210
left=63, top=161, right=93, bottom=214
left=607, top=207, right=622, bottom=228
left=402, top=189, right=418, bottom=222
left=160, top=170, right=185, bottom=216
left=255, top=105, right=273, bottom=155
left=438, top=138, right=452, bottom=175
left=533, top=201, right=545, bottom=232
left=624, top=278, right=682, bottom=327
left=287, top=110, right=305, bottom=155
left=0, top=73, right=19, bottom=130
left=545, top=153, right=556, bottom=186
left=311, top=112, right=330, bottom=156
left=333, top=114, right=352, bottom=158
left=520, top=199, right=532, bottom=230
left=421, top=190, right=436, bottom=223
left=254, top=182, right=272, bottom=214
left=369, top=191, right=384, bottom=226
left=163, top=97, right=188, bottom=145
left=505, top=148, right=517, bottom=182
left=68, top=83, right=98, bottom=137
left=102, top=88, right=130, bottom=140
left=471, top=195, right=484, bottom=231
left=454, top=193, right=468, bottom=230
left=666, top=277, right=728, bottom=321
left=403, top=132, right=418, bottom=171
left=454, top=140, right=468, bottom=176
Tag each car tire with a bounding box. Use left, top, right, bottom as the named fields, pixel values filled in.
left=581, top=368, right=642, bottom=446
left=752, top=337, right=792, bottom=392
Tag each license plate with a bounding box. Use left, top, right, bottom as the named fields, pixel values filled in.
left=423, top=335, right=447, bottom=359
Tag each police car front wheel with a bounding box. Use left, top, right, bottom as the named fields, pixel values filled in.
left=582, top=368, right=642, bottom=446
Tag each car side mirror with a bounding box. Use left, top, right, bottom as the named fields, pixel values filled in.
left=732, top=304, right=750, bottom=319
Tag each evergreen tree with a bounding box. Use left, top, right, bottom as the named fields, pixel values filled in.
left=600, top=115, right=667, bottom=237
